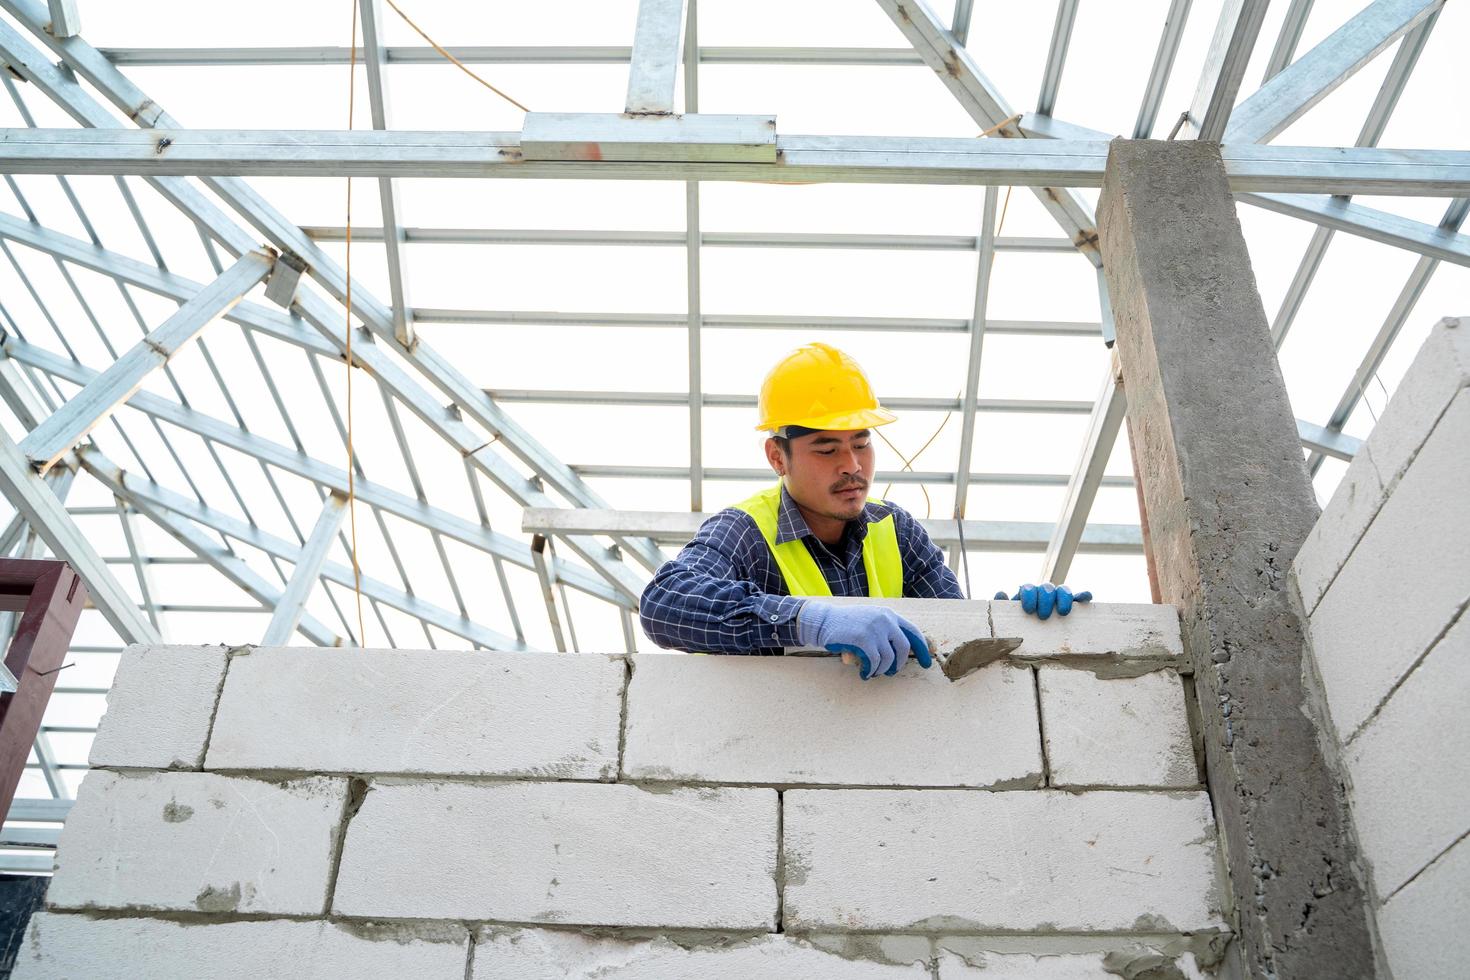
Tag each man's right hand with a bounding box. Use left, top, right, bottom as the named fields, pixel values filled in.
left=797, top=602, right=933, bottom=680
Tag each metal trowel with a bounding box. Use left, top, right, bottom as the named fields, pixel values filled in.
left=821, top=635, right=1024, bottom=680
left=935, top=636, right=1024, bottom=681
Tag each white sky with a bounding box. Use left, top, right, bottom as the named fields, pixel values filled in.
left=0, top=0, right=1466, bottom=795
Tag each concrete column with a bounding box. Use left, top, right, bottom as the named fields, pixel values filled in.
left=1097, top=139, right=1376, bottom=979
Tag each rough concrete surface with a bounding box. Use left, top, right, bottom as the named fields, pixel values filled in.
left=13, top=912, right=469, bottom=979
left=1038, top=668, right=1197, bottom=788
left=87, top=644, right=229, bottom=770
left=472, top=928, right=930, bottom=979
left=333, top=781, right=777, bottom=928
left=1343, top=612, right=1470, bottom=897
left=1375, top=832, right=1470, bottom=980
left=782, top=788, right=1224, bottom=934
left=1308, top=391, right=1470, bottom=738
left=206, top=647, right=625, bottom=778
left=623, top=655, right=1041, bottom=787
left=1099, top=138, right=1375, bottom=977
left=46, top=771, right=347, bottom=915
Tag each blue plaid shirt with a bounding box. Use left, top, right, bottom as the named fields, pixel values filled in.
left=639, top=485, right=964, bottom=654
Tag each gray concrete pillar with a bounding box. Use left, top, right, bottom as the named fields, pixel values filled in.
left=1097, top=139, right=1376, bottom=979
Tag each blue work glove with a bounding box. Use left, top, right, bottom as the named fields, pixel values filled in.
left=797, top=602, right=933, bottom=680
left=992, top=583, right=1092, bottom=620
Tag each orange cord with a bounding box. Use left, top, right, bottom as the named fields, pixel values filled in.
left=383, top=0, right=530, bottom=112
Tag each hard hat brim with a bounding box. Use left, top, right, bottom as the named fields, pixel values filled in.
left=756, top=405, right=898, bottom=432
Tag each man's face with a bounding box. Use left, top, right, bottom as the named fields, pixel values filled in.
left=766, top=429, right=876, bottom=522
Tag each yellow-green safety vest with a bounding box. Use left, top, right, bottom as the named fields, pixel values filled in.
left=733, top=482, right=903, bottom=598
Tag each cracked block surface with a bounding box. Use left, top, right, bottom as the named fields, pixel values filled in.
left=46, top=771, right=347, bottom=915
left=782, top=789, right=1223, bottom=934
left=332, top=781, right=777, bottom=928
left=471, top=929, right=929, bottom=979
left=87, top=645, right=229, bottom=769
left=1344, top=612, right=1470, bottom=896
left=12, top=913, right=469, bottom=980
left=990, top=602, right=1183, bottom=663
left=623, top=656, right=1040, bottom=787
left=1307, top=391, right=1470, bottom=737
left=205, top=648, right=624, bottom=778
left=1038, top=668, right=1197, bottom=788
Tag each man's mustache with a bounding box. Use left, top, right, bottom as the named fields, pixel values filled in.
left=831, top=479, right=868, bottom=493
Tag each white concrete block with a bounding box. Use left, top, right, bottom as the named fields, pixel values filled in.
left=1038, top=668, right=1197, bottom=788
left=13, top=913, right=469, bottom=980
left=991, top=601, right=1183, bottom=663
left=1377, top=833, right=1470, bottom=980
left=472, top=928, right=928, bottom=979
left=333, top=781, right=777, bottom=928
left=1360, top=316, right=1470, bottom=491
left=1344, top=612, right=1470, bottom=896
left=205, top=648, right=624, bottom=779
left=46, top=771, right=347, bottom=915
left=88, top=645, right=229, bottom=769
left=783, top=789, right=1224, bottom=934
left=1292, top=439, right=1386, bottom=615
left=1308, top=391, right=1470, bottom=736
left=624, top=655, right=1040, bottom=788
left=820, top=598, right=1183, bottom=666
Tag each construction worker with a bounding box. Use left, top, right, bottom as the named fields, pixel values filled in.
left=640, top=342, right=1089, bottom=679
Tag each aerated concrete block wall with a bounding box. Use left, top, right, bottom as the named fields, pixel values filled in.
left=1293, top=316, right=1470, bottom=980
left=17, top=600, right=1231, bottom=978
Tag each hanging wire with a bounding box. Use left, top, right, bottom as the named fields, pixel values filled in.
left=383, top=0, right=531, bottom=112
left=344, top=0, right=367, bottom=645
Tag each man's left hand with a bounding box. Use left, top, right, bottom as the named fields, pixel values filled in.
left=992, top=583, right=1092, bottom=620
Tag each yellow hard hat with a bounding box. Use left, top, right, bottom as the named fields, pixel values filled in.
left=756, top=342, right=897, bottom=432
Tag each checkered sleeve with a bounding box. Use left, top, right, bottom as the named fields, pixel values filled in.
left=638, top=509, right=807, bottom=654
left=888, top=502, right=966, bottom=599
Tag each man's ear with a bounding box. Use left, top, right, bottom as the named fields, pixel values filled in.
left=763, top=437, right=785, bottom=476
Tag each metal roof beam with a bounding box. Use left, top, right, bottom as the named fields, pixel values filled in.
left=2, top=128, right=1467, bottom=194
left=952, top=185, right=999, bottom=521
left=260, top=493, right=348, bottom=647
left=415, top=309, right=1102, bottom=335
left=1308, top=197, right=1469, bottom=472
left=1183, top=0, right=1269, bottom=141
left=0, top=5, right=662, bottom=593
left=1134, top=0, right=1193, bottom=138
left=18, top=251, right=273, bottom=474
left=357, top=0, right=415, bottom=348
left=1226, top=0, right=1443, bottom=144
left=1040, top=362, right=1126, bottom=585
left=4, top=338, right=624, bottom=605
left=81, top=451, right=526, bottom=650
left=298, top=227, right=1081, bottom=251
left=1269, top=10, right=1439, bottom=347
left=1262, top=0, right=1315, bottom=82
left=523, top=508, right=1144, bottom=554
left=0, top=431, right=157, bottom=643
left=1036, top=0, right=1080, bottom=117
left=627, top=0, right=686, bottom=114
